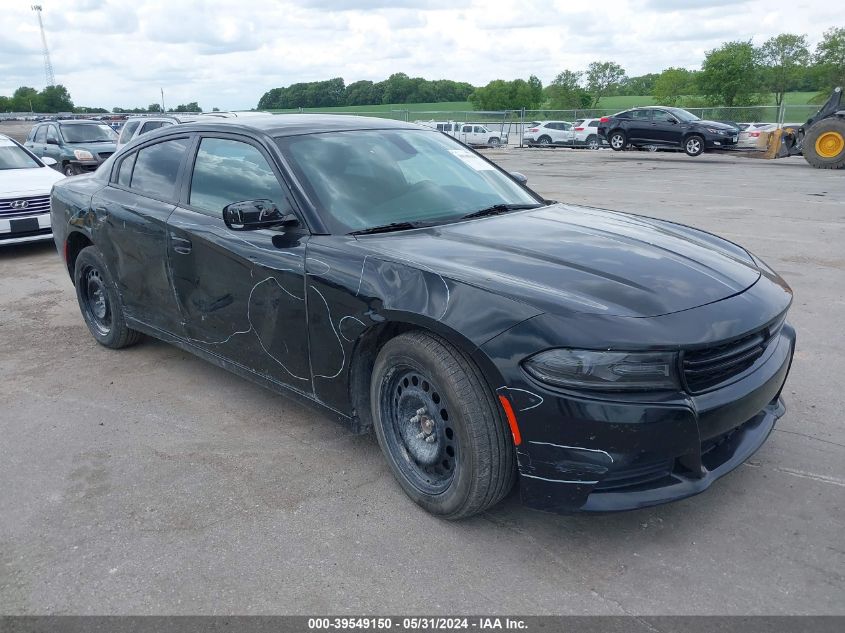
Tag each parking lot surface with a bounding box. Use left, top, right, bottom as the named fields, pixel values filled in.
left=1, top=146, right=843, bottom=615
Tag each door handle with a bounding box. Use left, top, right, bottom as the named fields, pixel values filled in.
left=170, top=233, right=192, bottom=255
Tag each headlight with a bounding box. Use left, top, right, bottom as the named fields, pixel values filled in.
left=522, top=349, right=679, bottom=391
left=73, top=149, right=94, bottom=160
left=705, top=127, right=727, bottom=135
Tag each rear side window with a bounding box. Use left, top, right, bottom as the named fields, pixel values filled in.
left=631, top=110, right=652, bottom=121
left=616, top=111, right=632, bottom=119
left=117, top=153, right=136, bottom=187
left=188, top=137, right=285, bottom=215
left=118, top=120, right=140, bottom=144
left=588, top=121, right=598, bottom=127
left=139, top=120, right=171, bottom=135
left=130, top=138, right=189, bottom=199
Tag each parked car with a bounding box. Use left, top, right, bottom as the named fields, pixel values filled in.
left=737, top=122, right=776, bottom=149
left=25, top=119, right=118, bottom=176
left=414, top=121, right=507, bottom=147
left=598, top=107, right=739, bottom=156
left=0, top=134, right=64, bottom=245
left=571, top=118, right=604, bottom=149
left=116, top=114, right=202, bottom=151
left=523, top=120, right=574, bottom=146
left=51, top=115, right=795, bottom=518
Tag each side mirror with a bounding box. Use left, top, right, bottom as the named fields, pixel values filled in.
left=41, top=157, right=57, bottom=166
left=46, top=137, right=59, bottom=145
left=222, top=199, right=299, bottom=231
left=511, top=171, right=528, bottom=185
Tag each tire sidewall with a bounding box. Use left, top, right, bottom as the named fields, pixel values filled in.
left=610, top=131, right=626, bottom=150
left=803, top=119, right=845, bottom=169
left=684, top=135, right=704, bottom=156
left=587, top=134, right=599, bottom=149
left=538, top=135, right=551, bottom=145
left=371, top=339, right=478, bottom=517
left=74, top=247, right=124, bottom=347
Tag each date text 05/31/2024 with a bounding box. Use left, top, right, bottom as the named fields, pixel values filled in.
left=307, top=617, right=528, bottom=630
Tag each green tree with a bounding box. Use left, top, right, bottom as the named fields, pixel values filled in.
left=147, top=103, right=162, bottom=112
left=171, top=102, right=202, bottom=112
left=698, top=40, right=763, bottom=106
left=652, top=67, right=697, bottom=105
left=0, top=95, right=10, bottom=111
left=585, top=61, right=626, bottom=107
left=11, top=86, right=41, bottom=112
left=758, top=34, right=810, bottom=106
left=814, top=27, right=845, bottom=91
left=469, top=77, right=543, bottom=110
left=39, top=85, right=74, bottom=112
left=544, top=70, right=591, bottom=109
left=620, top=73, right=659, bottom=96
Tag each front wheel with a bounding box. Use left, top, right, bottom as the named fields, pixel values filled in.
left=803, top=118, right=845, bottom=169
left=609, top=131, right=627, bottom=151
left=74, top=246, right=143, bottom=349
left=684, top=135, right=704, bottom=157
left=586, top=134, right=600, bottom=150
left=63, top=163, right=78, bottom=177
left=371, top=331, right=516, bottom=519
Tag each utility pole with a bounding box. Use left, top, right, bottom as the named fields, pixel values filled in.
left=161, top=88, right=165, bottom=112
left=31, top=5, right=55, bottom=87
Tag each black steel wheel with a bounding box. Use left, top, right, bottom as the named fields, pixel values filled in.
left=73, top=246, right=143, bottom=349
left=371, top=331, right=516, bottom=519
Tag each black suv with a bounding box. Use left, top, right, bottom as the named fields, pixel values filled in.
left=597, top=106, right=739, bottom=156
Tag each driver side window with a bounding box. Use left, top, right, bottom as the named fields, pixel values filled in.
left=189, top=137, right=286, bottom=216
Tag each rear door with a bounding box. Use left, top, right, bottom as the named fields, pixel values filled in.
left=627, top=110, right=653, bottom=142
left=167, top=134, right=312, bottom=391
left=92, top=135, right=192, bottom=334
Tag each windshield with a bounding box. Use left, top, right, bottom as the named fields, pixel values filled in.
left=665, top=107, right=700, bottom=122
left=0, top=138, right=41, bottom=170
left=277, top=129, right=540, bottom=234
left=60, top=123, right=117, bottom=143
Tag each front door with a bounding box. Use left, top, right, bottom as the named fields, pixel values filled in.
left=167, top=135, right=313, bottom=393
left=650, top=109, right=682, bottom=145
left=44, top=124, right=62, bottom=164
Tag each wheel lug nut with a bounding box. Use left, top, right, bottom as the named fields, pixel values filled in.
left=425, top=435, right=436, bottom=444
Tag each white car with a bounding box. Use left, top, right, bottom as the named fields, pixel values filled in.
left=0, top=134, right=64, bottom=245
left=414, top=121, right=508, bottom=147
left=737, top=122, right=776, bottom=149
left=116, top=114, right=202, bottom=151
left=571, top=118, right=604, bottom=149
left=523, top=121, right=574, bottom=146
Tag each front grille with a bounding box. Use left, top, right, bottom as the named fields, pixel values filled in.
left=682, top=319, right=784, bottom=393
left=97, top=152, right=114, bottom=161
left=0, top=195, right=50, bottom=219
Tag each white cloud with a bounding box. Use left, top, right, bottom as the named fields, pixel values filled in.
left=1, top=0, right=843, bottom=110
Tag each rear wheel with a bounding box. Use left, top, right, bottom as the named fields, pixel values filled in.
left=684, top=134, right=704, bottom=157
left=74, top=246, right=143, bottom=349
left=371, top=331, right=516, bottom=519
left=586, top=134, right=600, bottom=150
left=487, top=137, right=501, bottom=147
left=537, top=135, right=552, bottom=146
left=803, top=118, right=845, bottom=169
left=609, top=130, right=626, bottom=151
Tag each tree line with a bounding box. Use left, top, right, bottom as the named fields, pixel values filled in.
left=543, top=28, right=844, bottom=111
left=257, top=73, right=476, bottom=110
left=0, top=85, right=209, bottom=114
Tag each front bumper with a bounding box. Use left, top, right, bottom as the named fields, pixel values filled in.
left=0, top=212, right=52, bottom=244
left=704, top=134, right=739, bottom=148
left=70, top=159, right=101, bottom=173
left=485, top=321, right=795, bottom=514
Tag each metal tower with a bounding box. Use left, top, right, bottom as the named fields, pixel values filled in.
left=31, top=5, right=55, bottom=86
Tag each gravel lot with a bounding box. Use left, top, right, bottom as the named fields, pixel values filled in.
left=1, top=141, right=843, bottom=615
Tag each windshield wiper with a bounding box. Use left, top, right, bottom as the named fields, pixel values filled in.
left=460, top=203, right=543, bottom=220
left=350, top=221, right=429, bottom=236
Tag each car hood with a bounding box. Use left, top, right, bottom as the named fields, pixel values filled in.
left=358, top=204, right=761, bottom=318
left=0, top=166, right=64, bottom=197
left=694, top=120, right=738, bottom=131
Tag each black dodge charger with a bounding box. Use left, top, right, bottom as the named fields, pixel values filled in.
left=50, top=115, right=795, bottom=518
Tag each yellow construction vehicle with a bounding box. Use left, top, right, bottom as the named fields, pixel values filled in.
left=758, top=87, right=845, bottom=169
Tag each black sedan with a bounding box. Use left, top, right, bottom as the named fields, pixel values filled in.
left=50, top=115, right=795, bottom=518
left=598, top=107, right=740, bottom=156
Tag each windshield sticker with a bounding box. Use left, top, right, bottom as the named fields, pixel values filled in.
left=448, top=149, right=495, bottom=171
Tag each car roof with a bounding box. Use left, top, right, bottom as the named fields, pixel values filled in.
left=174, top=114, right=421, bottom=137
left=56, top=119, right=108, bottom=125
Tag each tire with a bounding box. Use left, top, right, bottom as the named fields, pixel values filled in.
left=684, top=134, right=704, bottom=157
left=370, top=331, right=516, bottom=519
left=537, top=135, right=552, bottom=146
left=73, top=246, right=143, bottom=349
left=802, top=118, right=845, bottom=169
left=586, top=134, right=600, bottom=150
left=487, top=137, right=501, bottom=147
left=63, top=163, right=77, bottom=177
left=609, top=130, right=626, bottom=151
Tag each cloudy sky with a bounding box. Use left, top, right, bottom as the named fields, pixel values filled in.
left=2, top=0, right=842, bottom=110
